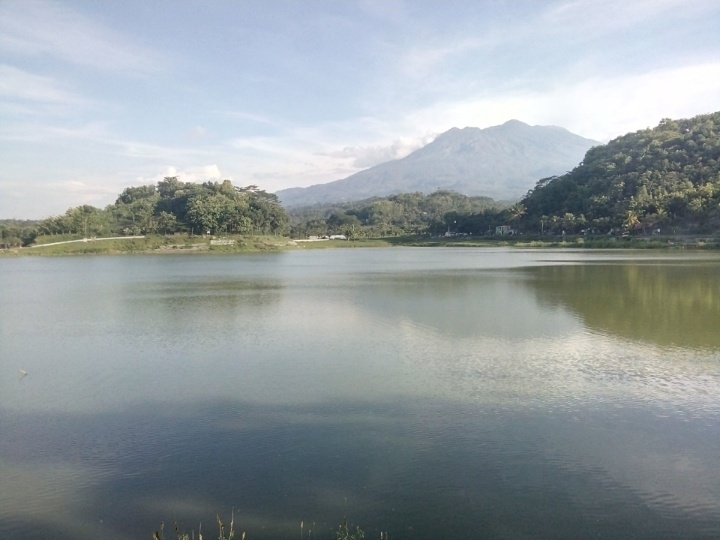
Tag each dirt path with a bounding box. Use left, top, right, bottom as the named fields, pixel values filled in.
left=28, top=236, right=146, bottom=248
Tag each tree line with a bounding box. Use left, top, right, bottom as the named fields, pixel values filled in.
left=0, top=219, right=39, bottom=248
left=288, top=190, right=507, bottom=238
left=18, top=178, right=288, bottom=245
left=4, top=112, right=719, bottom=249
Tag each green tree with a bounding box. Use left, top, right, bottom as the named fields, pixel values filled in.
left=187, top=193, right=235, bottom=234
left=508, top=203, right=526, bottom=222
left=157, top=211, right=178, bottom=234
left=623, top=210, right=640, bottom=233
left=62, top=205, right=109, bottom=236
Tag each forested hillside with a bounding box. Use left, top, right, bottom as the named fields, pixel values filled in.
left=289, top=190, right=505, bottom=237
left=3, top=178, right=288, bottom=247
left=520, top=112, right=720, bottom=234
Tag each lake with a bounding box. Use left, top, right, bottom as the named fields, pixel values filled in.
left=1, top=248, right=719, bottom=539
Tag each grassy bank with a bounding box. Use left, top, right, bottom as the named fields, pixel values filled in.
left=2, top=233, right=718, bottom=257
left=1, top=234, right=299, bottom=256
left=384, top=234, right=720, bottom=249
left=294, top=238, right=392, bottom=249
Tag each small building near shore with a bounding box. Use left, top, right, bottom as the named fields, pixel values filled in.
left=495, top=225, right=515, bottom=236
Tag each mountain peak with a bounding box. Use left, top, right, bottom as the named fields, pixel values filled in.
left=437, top=121, right=530, bottom=139
left=277, top=122, right=600, bottom=208
left=499, top=119, right=528, bottom=127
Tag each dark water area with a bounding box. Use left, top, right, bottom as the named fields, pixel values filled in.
left=1, top=248, right=719, bottom=539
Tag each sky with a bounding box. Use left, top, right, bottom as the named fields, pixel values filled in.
left=2, top=0, right=720, bottom=219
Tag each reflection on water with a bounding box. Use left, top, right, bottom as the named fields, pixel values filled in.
left=0, top=250, right=719, bottom=539
left=528, top=262, right=720, bottom=349
left=349, top=271, right=578, bottom=341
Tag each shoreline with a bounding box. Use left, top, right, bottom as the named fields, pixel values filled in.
left=1, top=233, right=718, bottom=256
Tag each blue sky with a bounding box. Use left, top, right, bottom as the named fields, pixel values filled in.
left=2, top=0, right=720, bottom=218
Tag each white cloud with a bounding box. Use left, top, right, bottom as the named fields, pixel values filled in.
left=0, top=122, right=109, bottom=144
left=221, top=118, right=430, bottom=190
left=238, top=62, right=720, bottom=193
left=182, top=164, right=224, bottom=183
left=229, top=135, right=300, bottom=157
left=0, top=0, right=167, bottom=76
left=543, top=0, right=710, bottom=35
left=320, top=134, right=437, bottom=168
left=398, top=38, right=484, bottom=81
left=0, top=64, right=88, bottom=108
left=186, top=126, right=208, bottom=140
left=51, top=180, right=119, bottom=207
left=137, top=164, right=225, bottom=186
left=59, top=181, right=92, bottom=193
left=401, top=62, right=720, bottom=142
left=359, top=0, right=720, bottom=121
left=0, top=177, right=121, bottom=218
left=0, top=120, right=217, bottom=166
left=218, top=110, right=281, bottom=127
left=542, top=63, right=720, bottom=141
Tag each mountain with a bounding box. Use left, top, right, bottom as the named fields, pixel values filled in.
left=277, top=120, right=599, bottom=208
left=520, top=111, right=720, bottom=233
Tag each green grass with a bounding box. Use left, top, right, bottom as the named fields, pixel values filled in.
left=5, top=233, right=718, bottom=257
left=33, top=233, right=87, bottom=245
left=292, top=238, right=393, bottom=249
left=383, top=234, right=720, bottom=250
left=5, top=234, right=298, bottom=256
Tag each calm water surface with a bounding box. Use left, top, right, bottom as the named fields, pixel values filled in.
left=1, top=248, right=719, bottom=539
